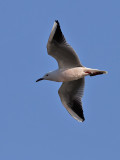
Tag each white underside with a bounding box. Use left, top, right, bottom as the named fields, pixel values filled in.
left=46, top=67, right=107, bottom=82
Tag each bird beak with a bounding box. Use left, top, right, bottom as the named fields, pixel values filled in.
left=36, top=78, right=44, bottom=82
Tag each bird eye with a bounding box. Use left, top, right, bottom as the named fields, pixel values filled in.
left=46, top=74, right=48, bottom=76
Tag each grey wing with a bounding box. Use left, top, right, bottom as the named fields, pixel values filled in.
left=58, top=78, right=85, bottom=122
left=47, top=20, right=83, bottom=69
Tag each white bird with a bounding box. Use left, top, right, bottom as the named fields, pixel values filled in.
left=36, top=20, right=107, bottom=122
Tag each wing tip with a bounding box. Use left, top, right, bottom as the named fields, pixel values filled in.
left=48, top=21, right=58, bottom=42
left=77, top=116, right=85, bottom=122
left=71, top=99, right=85, bottom=122
left=55, top=20, right=59, bottom=24
left=81, top=117, right=85, bottom=122
left=53, top=20, right=65, bottom=43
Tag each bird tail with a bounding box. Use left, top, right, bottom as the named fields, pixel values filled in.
left=84, top=68, right=108, bottom=76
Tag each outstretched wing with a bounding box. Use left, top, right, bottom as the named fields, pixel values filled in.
left=58, top=78, right=85, bottom=122
left=47, top=20, right=82, bottom=69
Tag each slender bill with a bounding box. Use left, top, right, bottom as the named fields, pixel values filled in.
left=36, top=78, right=44, bottom=82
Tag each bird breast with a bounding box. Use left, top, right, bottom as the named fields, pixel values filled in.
left=57, top=67, right=84, bottom=82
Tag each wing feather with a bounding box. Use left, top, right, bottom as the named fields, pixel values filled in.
left=47, top=20, right=82, bottom=69
left=58, top=78, right=85, bottom=122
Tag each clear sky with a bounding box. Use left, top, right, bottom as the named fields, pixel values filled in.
left=0, top=0, right=120, bottom=159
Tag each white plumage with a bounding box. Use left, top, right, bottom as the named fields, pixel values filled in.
left=36, top=20, right=107, bottom=122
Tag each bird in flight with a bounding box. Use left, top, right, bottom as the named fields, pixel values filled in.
left=36, top=20, right=107, bottom=122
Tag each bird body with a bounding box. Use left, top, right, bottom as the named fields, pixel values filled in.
left=55, top=67, right=87, bottom=82
left=41, top=67, right=106, bottom=82
left=36, top=20, right=107, bottom=122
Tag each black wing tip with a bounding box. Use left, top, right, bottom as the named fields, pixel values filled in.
left=71, top=99, right=85, bottom=122
left=55, top=20, right=59, bottom=25
left=81, top=117, right=85, bottom=122
left=55, top=20, right=61, bottom=28
left=53, top=20, right=65, bottom=43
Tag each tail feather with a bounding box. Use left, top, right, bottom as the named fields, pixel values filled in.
left=85, top=68, right=108, bottom=76
left=90, top=70, right=107, bottom=76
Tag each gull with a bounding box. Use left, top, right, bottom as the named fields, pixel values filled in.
left=36, top=20, right=107, bottom=122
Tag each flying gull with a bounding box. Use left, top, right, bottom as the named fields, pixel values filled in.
left=36, top=20, right=107, bottom=122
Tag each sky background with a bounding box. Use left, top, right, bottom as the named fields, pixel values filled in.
left=0, top=0, right=120, bottom=159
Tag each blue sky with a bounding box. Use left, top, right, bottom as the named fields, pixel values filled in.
left=0, top=0, right=120, bottom=159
